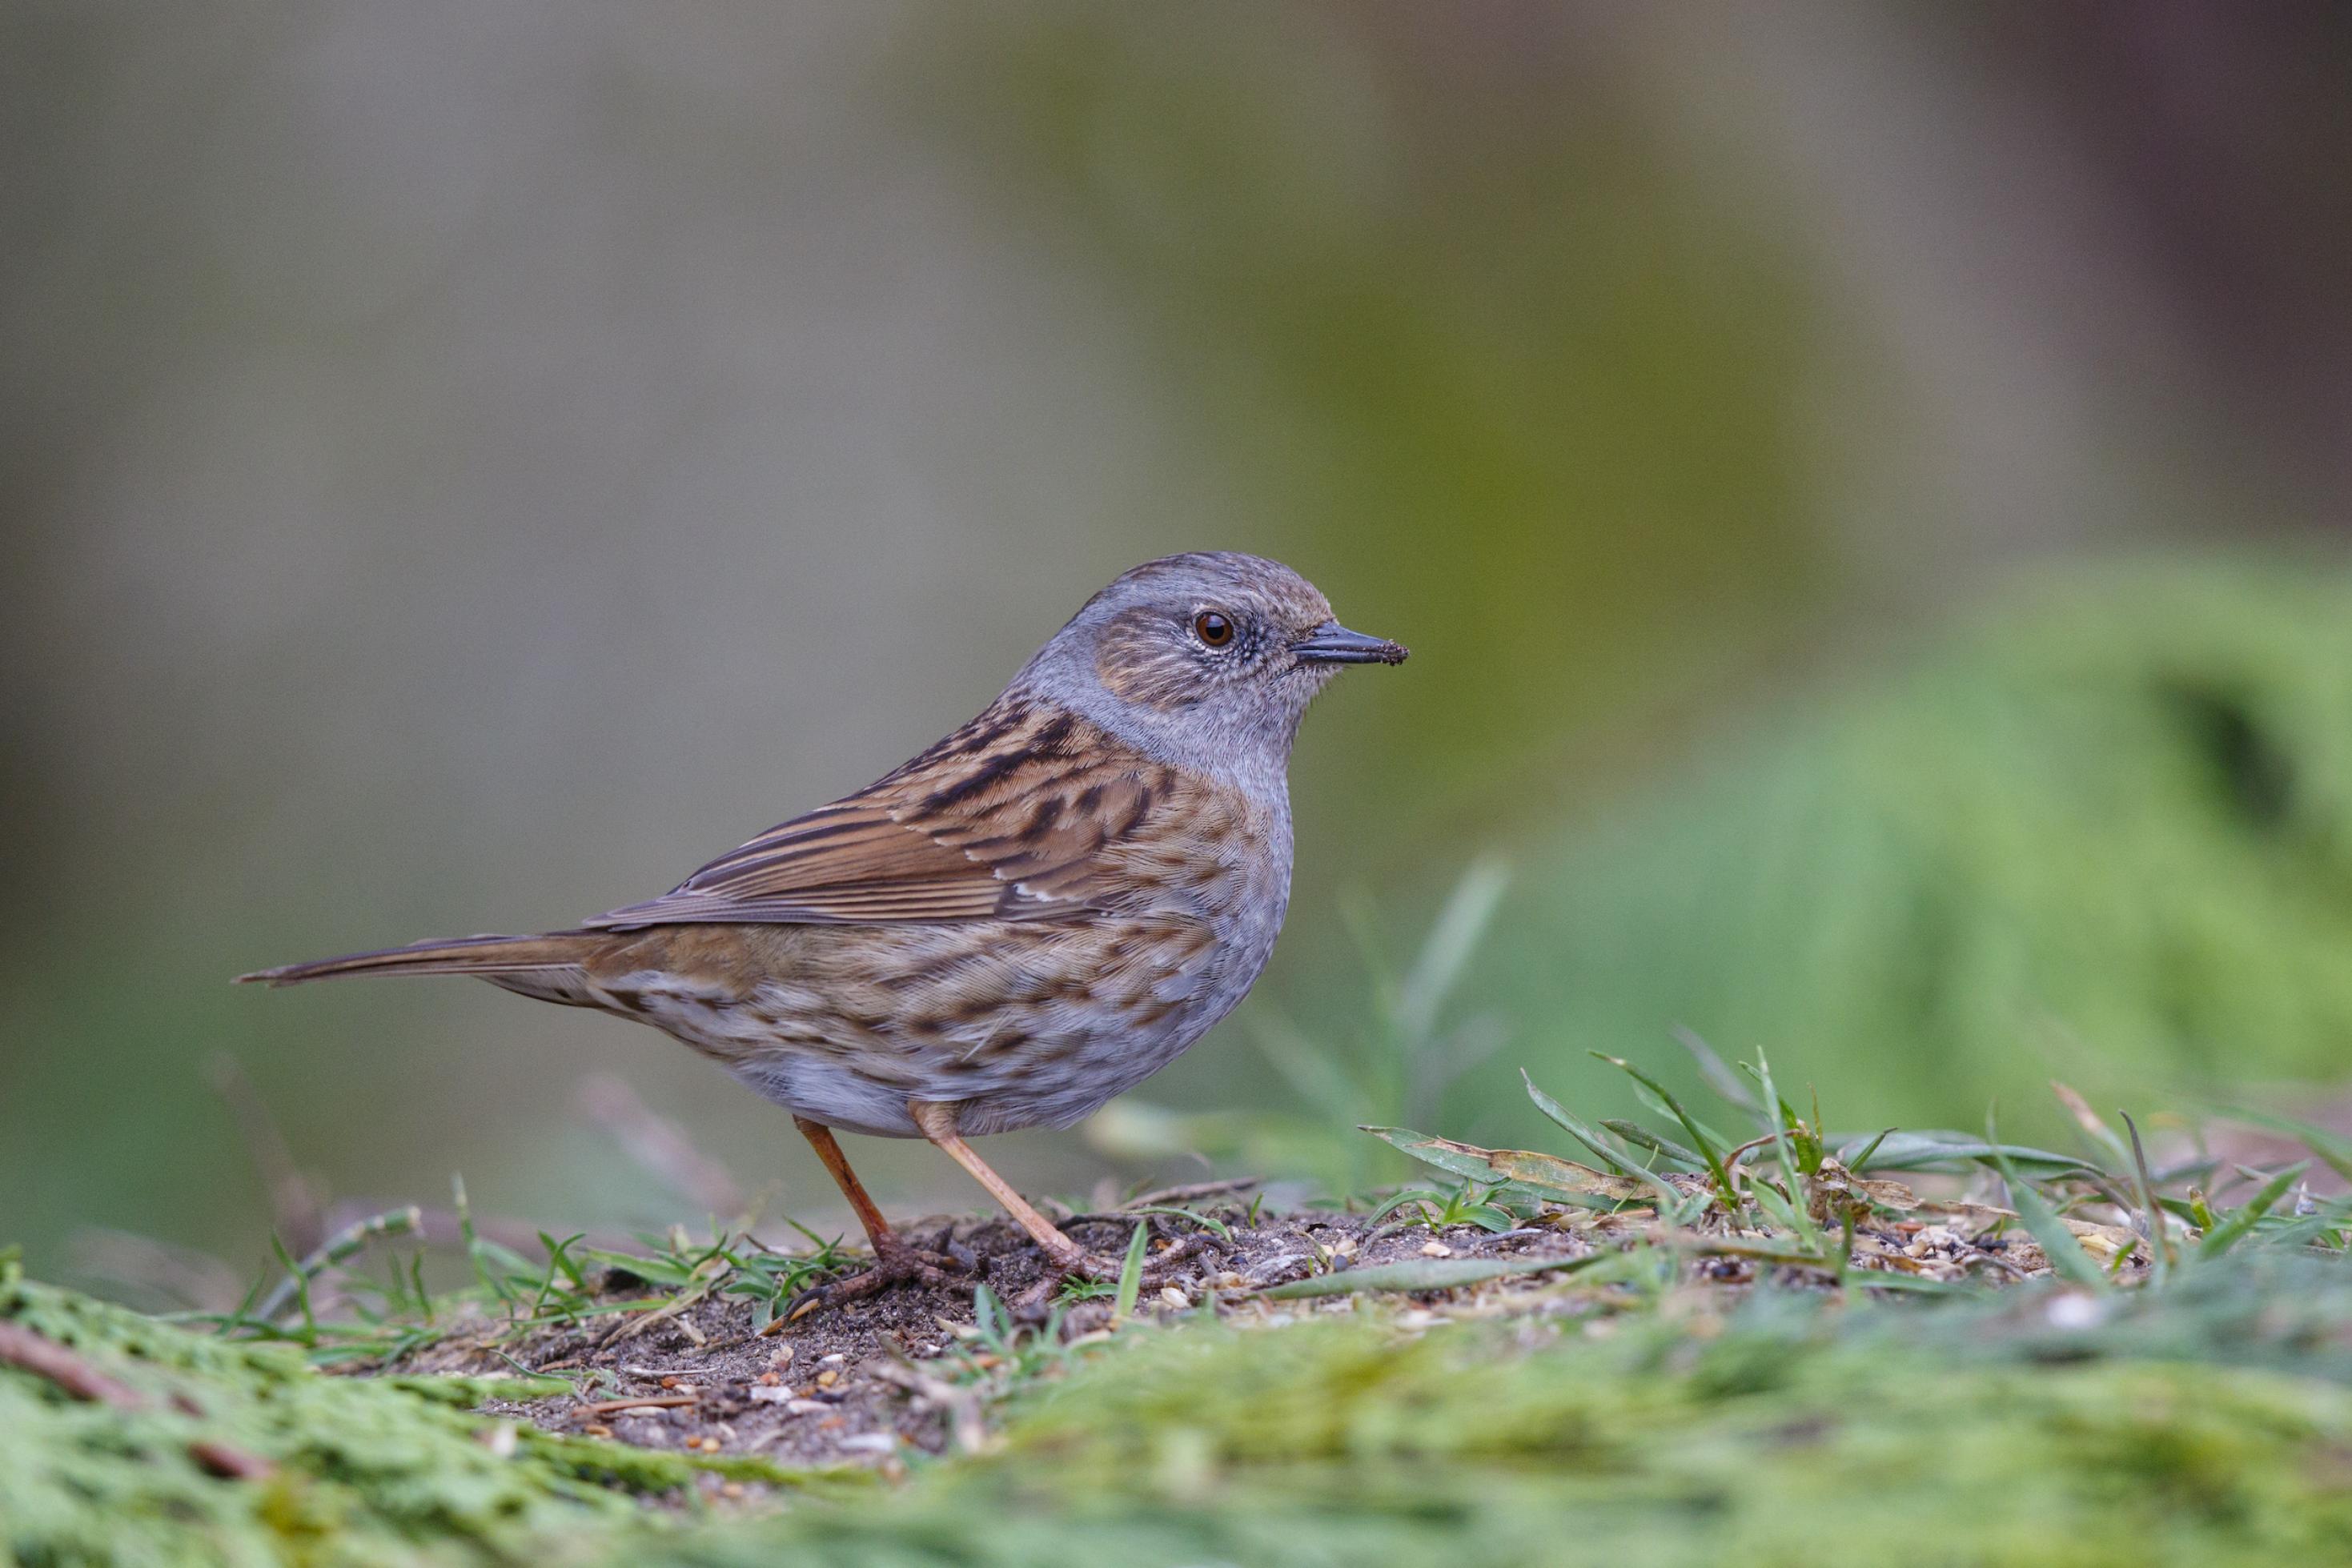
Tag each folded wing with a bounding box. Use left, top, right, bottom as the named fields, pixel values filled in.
left=585, top=703, right=1168, bottom=928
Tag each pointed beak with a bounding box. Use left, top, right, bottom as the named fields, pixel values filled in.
left=1290, top=620, right=1409, bottom=665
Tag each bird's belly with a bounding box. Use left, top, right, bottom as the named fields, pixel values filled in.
left=595, top=911, right=1278, bottom=1139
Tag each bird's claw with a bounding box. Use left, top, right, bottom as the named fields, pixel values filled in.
left=785, top=1234, right=977, bottom=1323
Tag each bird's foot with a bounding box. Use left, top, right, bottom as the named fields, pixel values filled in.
left=785, top=1226, right=977, bottom=1323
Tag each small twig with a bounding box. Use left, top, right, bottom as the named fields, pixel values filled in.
left=596, top=1282, right=714, bottom=1350
left=0, top=1321, right=144, bottom=1407
left=1121, top=1177, right=1261, bottom=1209
left=0, top=1321, right=276, bottom=1479
left=1719, top=1131, right=1784, bottom=1175
left=188, top=1438, right=277, bottom=1480
left=579, top=1394, right=699, bottom=1417
left=256, top=1206, right=423, bottom=1324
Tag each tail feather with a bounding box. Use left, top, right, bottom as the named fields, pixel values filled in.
left=236, top=932, right=599, bottom=987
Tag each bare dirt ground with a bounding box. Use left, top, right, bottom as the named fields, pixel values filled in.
left=378, top=1177, right=2067, bottom=1474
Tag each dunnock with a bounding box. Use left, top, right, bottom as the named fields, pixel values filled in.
left=243, top=552, right=1406, bottom=1310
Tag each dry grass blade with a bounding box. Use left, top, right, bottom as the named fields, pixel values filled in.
left=1258, top=1253, right=1594, bottom=1300
left=1521, top=1070, right=1645, bottom=1178
left=1361, top=1126, right=1646, bottom=1204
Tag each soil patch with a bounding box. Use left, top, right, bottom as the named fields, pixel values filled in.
left=371, top=1181, right=2059, bottom=1473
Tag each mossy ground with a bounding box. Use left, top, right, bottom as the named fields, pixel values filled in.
left=12, top=1068, right=2352, bottom=1566
left=16, top=1246, right=2352, bottom=1568
left=671, top=1264, right=2352, bottom=1568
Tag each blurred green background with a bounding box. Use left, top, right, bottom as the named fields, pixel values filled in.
left=6, top=2, right=2350, bottom=1292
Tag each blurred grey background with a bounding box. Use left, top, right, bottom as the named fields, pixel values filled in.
left=6, top=2, right=2351, bottom=1289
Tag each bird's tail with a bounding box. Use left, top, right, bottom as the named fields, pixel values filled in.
left=235, top=932, right=601, bottom=987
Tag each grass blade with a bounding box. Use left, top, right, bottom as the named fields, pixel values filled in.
left=2119, top=1110, right=2171, bottom=1284
left=1673, top=1025, right=1763, bottom=1119
left=2196, top=1162, right=2310, bottom=1261
left=1986, top=1108, right=2107, bottom=1290
left=1521, top=1070, right=1643, bottom=1177
left=1122, top=1205, right=1233, bottom=1243
left=2199, top=1104, right=2352, bottom=1185
left=1395, top=858, right=1510, bottom=1043
left=1260, top=1252, right=1593, bottom=1300
left=2049, top=1081, right=2129, bottom=1177
left=1832, top=1131, right=2091, bottom=1176
left=1601, top=1120, right=1703, bottom=1170
left=1841, top=1129, right=1897, bottom=1170
left=1112, top=1222, right=1149, bottom=1320
left=1592, top=1054, right=1736, bottom=1204
left=1359, top=1126, right=1646, bottom=1205
left=1753, top=1048, right=1822, bottom=1247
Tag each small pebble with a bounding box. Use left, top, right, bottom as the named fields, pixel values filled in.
left=582, top=1424, right=612, bottom=1439
left=768, top=1345, right=796, bottom=1369
left=1420, top=1241, right=1453, bottom=1257
left=1159, top=1285, right=1189, bottom=1309
left=2046, top=1293, right=2105, bottom=1330
left=816, top=1369, right=840, bottom=1388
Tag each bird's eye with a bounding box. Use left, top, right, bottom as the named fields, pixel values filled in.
left=1192, top=610, right=1235, bottom=648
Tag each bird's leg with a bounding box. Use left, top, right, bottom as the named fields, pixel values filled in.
left=785, top=1117, right=971, bottom=1321
left=906, top=1100, right=1211, bottom=1291
left=794, top=1117, right=896, bottom=1251
left=907, top=1101, right=1091, bottom=1272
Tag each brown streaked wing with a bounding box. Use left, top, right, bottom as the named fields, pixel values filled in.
left=584, top=703, right=1171, bottom=929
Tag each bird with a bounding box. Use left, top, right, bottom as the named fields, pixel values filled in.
left=240, top=551, right=1407, bottom=1313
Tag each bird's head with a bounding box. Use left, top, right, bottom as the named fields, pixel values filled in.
left=1014, top=551, right=1407, bottom=791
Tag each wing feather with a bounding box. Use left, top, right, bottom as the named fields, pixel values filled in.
left=585, top=703, right=1172, bottom=929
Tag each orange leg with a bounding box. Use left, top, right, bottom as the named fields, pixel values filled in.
left=906, top=1101, right=1214, bottom=1288
left=906, top=1101, right=1089, bottom=1271
left=793, top=1116, right=894, bottom=1251
left=785, top=1117, right=969, bottom=1321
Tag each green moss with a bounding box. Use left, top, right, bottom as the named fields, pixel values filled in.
left=645, top=1261, right=2352, bottom=1567
left=0, top=1260, right=675, bottom=1566
left=18, top=1249, right=2352, bottom=1565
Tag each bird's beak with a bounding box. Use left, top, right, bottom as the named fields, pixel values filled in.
left=1290, top=620, right=1409, bottom=665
